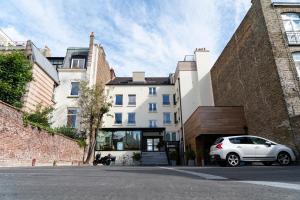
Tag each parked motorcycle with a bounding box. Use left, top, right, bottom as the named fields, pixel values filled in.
left=93, top=154, right=115, bottom=166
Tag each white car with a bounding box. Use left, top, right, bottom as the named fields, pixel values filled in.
left=210, top=135, right=296, bottom=167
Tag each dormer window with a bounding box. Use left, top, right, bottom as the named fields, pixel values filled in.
left=71, top=58, right=85, bottom=69
left=282, top=13, right=300, bottom=45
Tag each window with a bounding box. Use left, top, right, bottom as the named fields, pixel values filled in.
left=250, top=137, right=267, bottom=145
left=173, top=94, right=177, bottom=105
left=96, top=130, right=141, bottom=151
left=125, top=131, right=141, bottom=150
left=163, top=112, right=171, bottom=124
left=149, top=87, right=156, bottom=95
left=67, top=108, right=78, bottom=128
left=148, top=103, right=157, bottom=112
left=71, top=58, right=85, bottom=69
left=162, top=94, right=170, bottom=105
left=166, top=132, right=177, bottom=141
left=292, top=52, right=300, bottom=77
left=96, top=131, right=113, bottom=151
left=115, top=95, right=123, bottom=106
left=128, top=95, right=136, bottom=105
left=114, top=113, right=122, bottom=124
left=282, top=13, right=300, bottom=44
left=229, top=137, right=253, bottom=144
left=128, top=113, right=136, bottom=124
left=70, top=82, right=80, bottom=96
left=149, top=120, right=157, bottom=128
left=174, top=112, right=178, bottom=124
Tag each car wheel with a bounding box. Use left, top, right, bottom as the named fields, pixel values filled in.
left=262, top=161, right=273, bottom=166
left=218, top=161, right=227, bottom=167
left=277, top=152, right=291, bottom=166
left=226, top=153, right=240, bottom=167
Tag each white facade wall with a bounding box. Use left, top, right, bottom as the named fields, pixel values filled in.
left=103, top=85, right=178, bottom=136
left=51, top=69, right=87, bottom=128
left=195, top=50, right=214, bottom=107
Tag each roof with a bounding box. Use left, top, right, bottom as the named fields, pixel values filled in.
left=106, top=77, right=173, bottom=85
left=62, top=47, right=89, bottom=68
left=31, top=42, right=59, bottom=84
left=272, top=2, right=300, bottom=7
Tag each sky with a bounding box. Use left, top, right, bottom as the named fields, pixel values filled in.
left=0, top=0, right=298, bottom=76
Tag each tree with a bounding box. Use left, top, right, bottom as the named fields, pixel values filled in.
left=0, top=51, right=32, bottom=108
left=78, top=81, right=111, bottom=164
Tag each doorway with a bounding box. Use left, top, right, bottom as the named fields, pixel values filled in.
left=142, top=137, right=162, bottom=152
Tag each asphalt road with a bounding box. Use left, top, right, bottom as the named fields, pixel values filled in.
left=0, top=165, right=300, bottom=200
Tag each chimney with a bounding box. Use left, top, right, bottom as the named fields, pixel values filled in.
left=132, top=71, right=145, bottom=82
left=110, top=68, right=116, bottom=80
left=89, top=32, right=94, bottom=48
left=41, top=45, right=51, bottom=57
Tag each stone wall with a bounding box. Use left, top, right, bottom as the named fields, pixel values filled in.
left=0, top=101, right=84, bottom=167
left=210, top=0, right=300, bottom=154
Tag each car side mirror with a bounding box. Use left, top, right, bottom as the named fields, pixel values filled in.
left=265, top=141, right=272, bottom=147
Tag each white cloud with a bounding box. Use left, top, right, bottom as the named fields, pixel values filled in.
left=1, top=26, right=28, bottom=41
left=0, top=0, right=252, bottom=76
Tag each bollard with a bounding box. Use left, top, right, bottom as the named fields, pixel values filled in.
left=32, top=158, right=36, bottom=166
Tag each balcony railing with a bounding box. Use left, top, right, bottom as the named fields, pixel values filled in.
left=0, top=41, right=26, bottom=51
left=286, top=31, right=300, bottom=45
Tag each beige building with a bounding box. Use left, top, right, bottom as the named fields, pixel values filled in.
left=0, top=29, right=59, bottom=112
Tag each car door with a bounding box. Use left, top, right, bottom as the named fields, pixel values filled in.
left=229, top=137, right=255, bottom=159
left=250, top=137, right=277, bottom=160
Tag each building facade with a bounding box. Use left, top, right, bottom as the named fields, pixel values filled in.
left=210, top=0, right=300, bottom=156
left=97, top=72, right=179, bottom=165
left=50, top=33, right=112, bottom=129
left=0, top=29, right=59, bottom=112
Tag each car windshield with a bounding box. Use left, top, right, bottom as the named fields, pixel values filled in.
left=213, top=138, right=224, bottom=145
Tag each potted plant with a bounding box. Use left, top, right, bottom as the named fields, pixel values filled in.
left=156, top=140, right=166, bottom=151
left=169, top=150, right=178, bottom=166
left=132, top=152, right=141, bottom=165
left=185, top=149, right=196, bottom=166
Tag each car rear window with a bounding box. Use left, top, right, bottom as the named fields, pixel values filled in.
left=229, top=137, right=253, bottom=144
left=213, top=138, right=224, bottom=145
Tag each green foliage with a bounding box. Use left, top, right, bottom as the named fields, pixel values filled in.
left=76, top=138, right=87, bottom=148
left=54, top=125, right=77, bottom=139
left=132, top=152, right=141, bottom=161
left=0, top=51, right=33, bottom=107
left=23, top=104, right=53, bottom=127
left=170, top=150, right=178, bottom=161
left=185, top=149, right=196, bottom=160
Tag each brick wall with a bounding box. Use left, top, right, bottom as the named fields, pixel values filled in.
left=210, top=0, right=300, bottom=154
left=0, top=101, right=84, bottom=167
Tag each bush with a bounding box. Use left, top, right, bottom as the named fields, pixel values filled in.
left=54, top=126, right=77, bottom=139
left=132, top=152, right=141, bottom=161
left=185, top=149, right=196, bottom=160
left=0, top=51, right=33, bottom=108
left=169, top=151, right=178, bottom=161
left=23, top=104, right=53, bottom=127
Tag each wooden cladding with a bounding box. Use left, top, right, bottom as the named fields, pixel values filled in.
left=184, top=106, right=247, bottom=144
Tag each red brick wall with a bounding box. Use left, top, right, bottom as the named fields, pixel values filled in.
left=0, top=101, right=84, bottom=167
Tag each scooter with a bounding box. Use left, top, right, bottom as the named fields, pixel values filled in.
left=93, top=153, right=115, bottom=166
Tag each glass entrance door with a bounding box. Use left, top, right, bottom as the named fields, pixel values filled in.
left=147, top=138, right=159, bottom=151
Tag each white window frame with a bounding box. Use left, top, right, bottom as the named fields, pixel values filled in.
left=149, top=103, right=157, bottom=112
left=70, top=82, right=80, bottom=96
left=67, top=108, right=78, bottom=128
left=71, top=58, right=85, bottom=69
left=149, top=120, right=157, bottom=128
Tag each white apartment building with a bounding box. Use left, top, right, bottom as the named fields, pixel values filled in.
left=97, top=72, right=179, bottom=164
left=50, top=33, right=111, bottom=129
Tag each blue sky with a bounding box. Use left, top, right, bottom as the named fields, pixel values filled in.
left=0, top=0, right=297, bottom=76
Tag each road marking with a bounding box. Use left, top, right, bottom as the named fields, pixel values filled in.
left=159, top=167, right=228, bottom=180
left=238, top=181, right=300, bottom=191
left=160, top=167, right=300, bottom=191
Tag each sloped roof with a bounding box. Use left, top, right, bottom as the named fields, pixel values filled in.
left=31, top=42, right=59, bottom=84
left=106, top=77, right=173, bottom=85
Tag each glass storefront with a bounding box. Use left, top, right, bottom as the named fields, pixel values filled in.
left=96, top=130, right=141, bottom=151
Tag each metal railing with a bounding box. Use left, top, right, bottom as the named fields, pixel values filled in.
left=286, top=31, right=300, bottom=45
